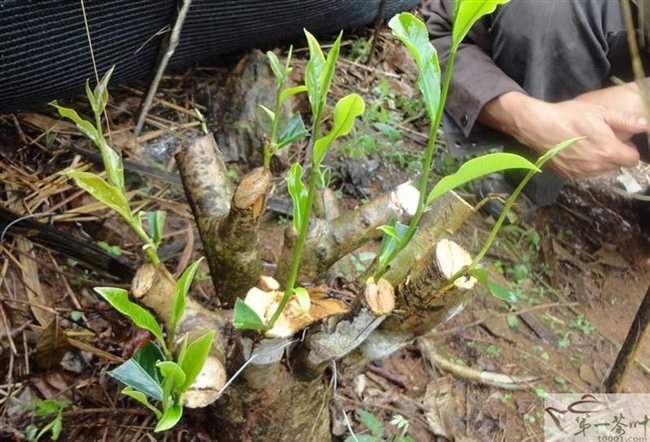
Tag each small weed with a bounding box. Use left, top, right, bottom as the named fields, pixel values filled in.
left=570, top=314, right=595, bottom=335
left=97, top=241, right=122, bottom=256
left=25, top=399, right=71, bottom=441
left=348, top=37, right=372, bottom=62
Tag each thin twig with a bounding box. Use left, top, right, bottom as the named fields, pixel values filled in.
left=134, top=0, right=193, bottom=136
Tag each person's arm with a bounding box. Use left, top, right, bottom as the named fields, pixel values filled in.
left=479, top=91, right=646, bottom=178
left=422, top=0, right=525, bottom=137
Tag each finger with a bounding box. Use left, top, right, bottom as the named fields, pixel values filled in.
left=604, top=110, right=647, bottom=135
left=612, top=140, right=641, bottom=168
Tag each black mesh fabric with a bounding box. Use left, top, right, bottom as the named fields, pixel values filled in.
left=0, top=0, right=419, bottom=112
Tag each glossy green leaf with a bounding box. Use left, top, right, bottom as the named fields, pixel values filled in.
left=319, top=31, right=343, bottom=114
left=378, top=220, right=408, bottom=270
left=50, top=102, right=99, bottom=144
left=266, top=50, right=284, bottom=81
left=147, top=210, right=167, bottom=247
left=179, top=330, right=215, bottom=392
left=94, top=287, right=166, bottom=348
left=63, top=171, right=131, bottom=221
left=452, top=0, right=510, bottom=48
left=313, top=94, right=365, bottom=166
left=109, top=342, right=165, bottom=401
left=277, top=114, right=309, bottom=149
left=426, top=153, right=539, bottom=205
left=158, top=360, right=186, bottom=413
left=304, top=30, right=342, bottom=117
left=304, top=30, right=326, bottom=117
left=158, top=361, right=186, bottom=394
left=155, top=403, right=183, bottom=432
left=286, top=163, right=308, bottom=232
left=121, top=387, right=162, bottom=418
left=389, top=12, right=441, bottom=119
left=233, top=298, right=267, bottom=331
left=294, top=287, right=310, bottom=313
left=279, top=85, right=308, bottom=103
left=171, top=258, right=203, bottom=338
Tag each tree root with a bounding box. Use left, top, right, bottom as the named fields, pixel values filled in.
left=418, top=337, right=539, bottom=390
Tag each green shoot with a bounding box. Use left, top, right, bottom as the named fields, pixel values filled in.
left=95, top=259, right=214, bottom=431
left=262, top=47, right=308, bottom=168
left=265, top=31, right=364, bottom=329
left=52, top=68, right=162, bottom=266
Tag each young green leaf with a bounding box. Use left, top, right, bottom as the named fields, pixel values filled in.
left=279, top=85, right=308, bottom=103
left=85, top=79, right=96, bottom=115
left=277, top=114, right=309, bottom=149
left=179, top=330, right=215, bottom=392
left=259, top=104, right=276, bottom=122
left=377, top=225, right=401, bottom=241
left=94, top=287, right=166, bottom=348
left=294, top=287, right=311, bottom=313
left=33, top=400, right=69, bottom=417
left=313, top=94, right=365, bottom=166
left=93, top=66, right=115, bottom=116
left=357, top=410, right=385, bottom=438
left=304, top=30, right=326, bottom=117
left=487, top=280, right=518, bottom=303
left=426, top=152, right=539, bottom=205
left=535, top=136, right=585, bottom=167
left=318, top=31, right=343, bottom=114
left=96, top=137, right=125, bottom=190
left=147, top=210, right=167, bottom=248
left=50, top=102, right=99, bottom=144
left=155, top=403, right=183, bottom=432
left=389, top=12, right=441, bottom=119
left=286, top=163, right=308, bottom=232
left=452, top=0, right=510, bottom=49
left=266, top=50, right=284, bottom=81
left=233, top=298, right=268, bottom=331
left=122, top=387, right=163, bottom=418
left=109, top=343, right=165, bottom=401
left=304, top=30, right=342, bottom=117
left=176, top=334, right=189, bottom=368
left=378, top=221, right=408, bottom=270
left=158, top=360, right=186, bottom=413
left=62, top=171, right=131, bottom=221
left=158, top=360, right=187, bottom=393
left=171, top=258, right=204, bottom=339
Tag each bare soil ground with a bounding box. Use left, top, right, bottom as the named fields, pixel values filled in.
left=0, top=26, right=649, bottom=442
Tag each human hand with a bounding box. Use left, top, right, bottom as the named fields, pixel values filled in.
left=479, top=91, right=647, bottom=178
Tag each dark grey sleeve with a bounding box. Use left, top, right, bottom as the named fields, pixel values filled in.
left=421, top=0, right=525, bottom=137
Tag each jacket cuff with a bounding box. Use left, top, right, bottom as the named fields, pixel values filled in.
left=444, top=46, right=526, bottom=138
